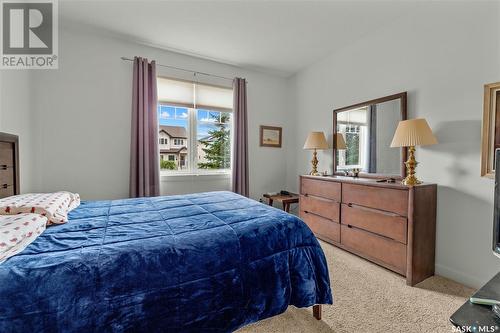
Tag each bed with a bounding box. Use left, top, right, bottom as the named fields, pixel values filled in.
left=0, top=133, right=332, bottom=333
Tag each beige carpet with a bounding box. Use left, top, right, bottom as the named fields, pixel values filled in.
left=238, top=241, right=474, bottom=333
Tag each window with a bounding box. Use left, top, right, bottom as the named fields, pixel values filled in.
left=157, top=77, right=233, bottom=174
left=197, top=109, right=231, bottom=169
left=158, top=105, right=189, bottom=171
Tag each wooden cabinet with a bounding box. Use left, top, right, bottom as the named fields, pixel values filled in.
left=0, top=139, right=17, bottom=198
left=299, top=175, right=437, bottom=286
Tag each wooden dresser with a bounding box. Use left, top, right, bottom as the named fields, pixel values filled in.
left=299, top=175, right=437, bottom=286
left=0, top=133, right=19, bottom=198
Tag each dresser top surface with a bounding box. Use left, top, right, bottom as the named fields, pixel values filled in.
left=300, top=175, right=436, bottom=190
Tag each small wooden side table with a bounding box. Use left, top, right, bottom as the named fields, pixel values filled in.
left=263, top=192, right=299, bottom=213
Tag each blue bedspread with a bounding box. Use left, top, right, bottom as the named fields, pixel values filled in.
left=0, top=191, right=332, bottom=332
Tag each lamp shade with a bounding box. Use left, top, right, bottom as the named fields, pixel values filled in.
left=390, top=118, right=438, bottom=148
left=335, top=133, right=347, bottom=150
left=303, top=132, right=329, bottom=150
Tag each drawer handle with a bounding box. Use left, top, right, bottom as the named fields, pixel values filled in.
left=0, top=165, right=7, bottom=170
left=346, top=223, right=397, bottom=241
left=346, top=202, right=400, bottom=217
left=2, top=184, right=8, bottom=189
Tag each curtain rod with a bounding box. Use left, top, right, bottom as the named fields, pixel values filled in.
left=120, top=57, right=236, bottom=82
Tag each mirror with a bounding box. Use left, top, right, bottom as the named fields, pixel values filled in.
left=333, top=92, right=407, bottom=178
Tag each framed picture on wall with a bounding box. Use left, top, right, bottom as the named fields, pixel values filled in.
left=481, top=82, right=500, bottom=178
left=260, top=125, right=282, bottom=148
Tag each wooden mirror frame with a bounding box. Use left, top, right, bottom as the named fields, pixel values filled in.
left=481, top=82, right=500, bottom=178
left=332, top=92, right=408, bottom=179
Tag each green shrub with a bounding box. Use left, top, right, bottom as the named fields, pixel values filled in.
left=161, top=160, right=176, bottom=170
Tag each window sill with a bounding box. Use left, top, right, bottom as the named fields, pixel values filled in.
left=160, top=171, right=231, bottom=181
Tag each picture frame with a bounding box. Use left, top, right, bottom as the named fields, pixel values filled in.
left=481, top=82, right=500, bottom=178
left=260, top=125, right=282, bottom=148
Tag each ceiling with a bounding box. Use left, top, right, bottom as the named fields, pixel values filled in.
left=60, top=0, right=417, bottom=77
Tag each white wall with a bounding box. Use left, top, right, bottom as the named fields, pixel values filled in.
left=29, top=23, right=289, bottom=200
left=160, top=174, right=231, bottom=196
left=286, top=1, right=500, bottom=288
left=0, top=70, right=35, bottom=193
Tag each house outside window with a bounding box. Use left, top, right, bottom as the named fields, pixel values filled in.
left=157, top=77, right=233, bottom=174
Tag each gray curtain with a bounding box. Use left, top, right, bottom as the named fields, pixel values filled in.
left=232, top=78, right=249, bottom=197
left=129, top=57, right=160, bottom=197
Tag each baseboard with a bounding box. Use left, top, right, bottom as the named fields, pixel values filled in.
left=435, top=263, right=484, bottom=289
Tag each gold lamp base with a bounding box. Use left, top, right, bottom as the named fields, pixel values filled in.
left=402, top=146, right=422, bottom=186
left=309, top=149, right=321, bottom=176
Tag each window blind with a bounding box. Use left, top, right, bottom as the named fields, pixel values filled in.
left=157, top=77, right=233, bottom=112
left=337, top=107, right=368, bottom=124
left=157, top=77, right=194, bottom=108
left=195, top=84, right=233, bottom=112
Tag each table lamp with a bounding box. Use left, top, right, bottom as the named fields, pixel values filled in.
left=303, top=132, right=329, bottom=176
left=390, top=118, right=438, bottom=186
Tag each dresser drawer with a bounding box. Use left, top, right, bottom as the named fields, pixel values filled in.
left=0, top=142, right=14, bottom=167
left=342, top=183, right=408, bottom=216
left=342, top=203, right=407, bottom=244
left=341, top=225, right=406, bottom=274
left=0, top=186, right=14, bottom=198
left=301, top=211, right=340, bottom=243
left=300, top=195, right=340, bottom=222
left=301, top=177, right=341, bottom=201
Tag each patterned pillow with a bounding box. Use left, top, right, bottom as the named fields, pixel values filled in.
left=0, top=214, right=47, bottom=263
left=0, top=192, right=81, bottom=225
left=67, top=192, right=81, bottom=212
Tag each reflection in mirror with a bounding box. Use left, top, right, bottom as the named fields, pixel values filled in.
left=333, top=93, right=407, bottom=177
left=336, top=107, right=368, bottom=171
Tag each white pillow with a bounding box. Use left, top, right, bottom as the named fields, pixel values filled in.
left=0, top=213, right=47, bottom=263
left=0, top=192, right=80, bottom=225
